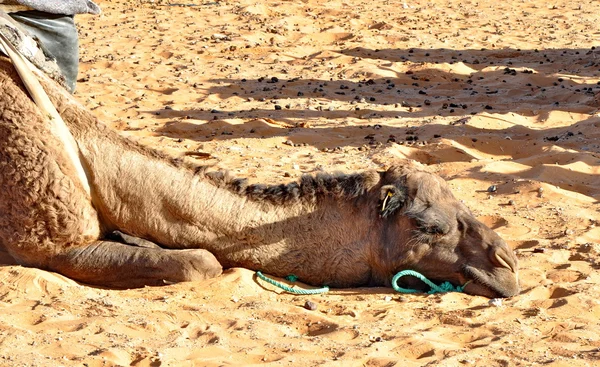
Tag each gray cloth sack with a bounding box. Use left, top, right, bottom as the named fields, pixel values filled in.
left=9, top=0, right=100, bottom=15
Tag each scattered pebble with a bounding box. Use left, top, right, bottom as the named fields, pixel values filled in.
left=487, top=185, right=497, bottom=193
left=489, top=298, right=503, bottom=307
left=211, top=33, right=230, bottom=41
left=304, top=301, right=317, bottom=311
left=384, top=296, right=392, bottom=302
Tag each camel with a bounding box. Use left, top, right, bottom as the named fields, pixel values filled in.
left=0, top=18, right=519, bottom=298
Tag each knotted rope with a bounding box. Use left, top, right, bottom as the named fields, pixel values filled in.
left=255, top=271, right=330, bottom=295
left=255, top=270, right=466, bottom=295
left=392, top=270, right=466, bottom=294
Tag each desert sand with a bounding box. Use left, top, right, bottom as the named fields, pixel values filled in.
left=1, top=0, right=600, bottom=365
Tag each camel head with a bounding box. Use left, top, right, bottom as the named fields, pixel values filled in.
left=377, top=164, right=519, bottom=298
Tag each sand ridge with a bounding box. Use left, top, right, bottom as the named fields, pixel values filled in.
left=1, top=0, right=600, bottom=365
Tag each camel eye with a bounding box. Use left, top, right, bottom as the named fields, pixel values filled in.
left=426, top=224, right=446, bottom=235
left=417, top=219, right=449, bottom=235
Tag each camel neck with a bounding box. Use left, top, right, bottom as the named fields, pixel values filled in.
left=51, top=87, right=383, bottom=286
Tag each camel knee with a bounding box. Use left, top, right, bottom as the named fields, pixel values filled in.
left=177, top=249, right=223, bottom=281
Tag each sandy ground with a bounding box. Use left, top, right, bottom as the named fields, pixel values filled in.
left=1, top=0, right=600, bottom=365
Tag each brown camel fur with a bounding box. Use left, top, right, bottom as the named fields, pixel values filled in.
left=0, top=30, right=519, bottom=298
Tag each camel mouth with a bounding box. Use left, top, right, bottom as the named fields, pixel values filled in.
left=461, top=266, right=519, bottom=298
left=461, top=278, right=503, bottom=298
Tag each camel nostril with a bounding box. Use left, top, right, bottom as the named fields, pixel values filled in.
left=495, top=252, right=513, bottom=272
left=490, top=247, right=517, bottom=273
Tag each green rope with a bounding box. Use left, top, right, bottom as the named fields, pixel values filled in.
left=392, top=270, right=465, bottom=294
left=255, top=271, right=330, bottom=295
left=256, top=270, right=464, bottom=296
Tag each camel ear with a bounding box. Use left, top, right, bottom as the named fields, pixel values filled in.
left=380, top=185, right=407, bottom=218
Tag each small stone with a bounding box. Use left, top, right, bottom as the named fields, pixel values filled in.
left=283, top=140, right=294, bottom=146
left=489, top=298, right=503, bottom=307
left=533, top=248, right=545, bottom=253
left=508, top=200, right=515, bottom=206
left=304, top=301, right=317, bottom=311
left=211, top=33, right=230, bottom=41
left=487, top=185, right=497, bottom=193
left=274, top=105, right=282, bottom=110
left=384, top=296, right=392, bottom=302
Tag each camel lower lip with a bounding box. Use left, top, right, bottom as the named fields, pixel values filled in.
left=462, top=280, right=502, bottom=298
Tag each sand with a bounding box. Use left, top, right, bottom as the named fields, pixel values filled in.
left=1, top=0, right=600, bottom=365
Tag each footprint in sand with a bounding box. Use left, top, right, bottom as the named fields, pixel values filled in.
left=0, top=266, right=79, bottom=297
left=392, top=340, right=437, bottom=360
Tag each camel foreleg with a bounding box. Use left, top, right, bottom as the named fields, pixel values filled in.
left=48, top=240, right=223, bottom=288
